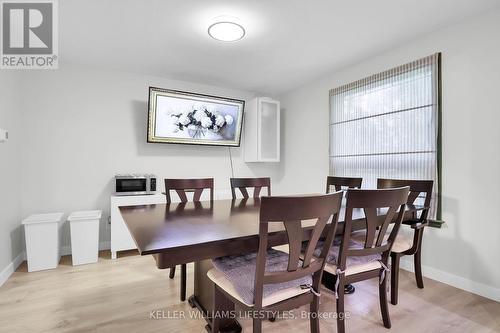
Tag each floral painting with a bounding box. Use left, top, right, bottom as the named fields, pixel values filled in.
left=147, top=88, right=245, bottom=146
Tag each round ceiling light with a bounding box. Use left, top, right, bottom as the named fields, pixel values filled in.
left=208, top=21, right=245, bottom=42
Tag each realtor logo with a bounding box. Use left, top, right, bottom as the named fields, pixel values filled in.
left=1, top=0, right=58, bottom=69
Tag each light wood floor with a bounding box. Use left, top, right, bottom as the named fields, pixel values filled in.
left=0, top=251, right=499, bottom=333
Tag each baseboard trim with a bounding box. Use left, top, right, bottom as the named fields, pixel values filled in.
left=0, top=251, right=25, bottom=288
left=60, top=241, right=111, bottom=256
left=400, top=258, right=500, bottom=303
left=0, top=242, right=112, bottom=287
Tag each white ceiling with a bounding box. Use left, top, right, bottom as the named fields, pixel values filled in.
left=60, top=0, right=500, bottom=94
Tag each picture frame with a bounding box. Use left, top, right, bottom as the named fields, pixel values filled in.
left=147, top=87, right=245, bottom=147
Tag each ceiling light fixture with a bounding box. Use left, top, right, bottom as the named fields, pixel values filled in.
left=208, top=21, right=245, bottom=42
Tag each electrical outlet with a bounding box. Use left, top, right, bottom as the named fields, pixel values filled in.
left=0, top=129, right=8, bottom=142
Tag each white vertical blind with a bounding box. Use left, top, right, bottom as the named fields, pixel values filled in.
left=329, top=54, right=440, bottom=218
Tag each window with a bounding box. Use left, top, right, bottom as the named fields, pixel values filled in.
left=329, top=53, right=441, bottom=219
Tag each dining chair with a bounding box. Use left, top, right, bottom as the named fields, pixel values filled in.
left=325, top=176, right=362, bottom=295
left=325, top=176, right=363, bottom=193
left=230, top=177, right=271, bottom=199
left=376, top=178, right=434, bottom=305
left=208, top=192, right=344, bottom=333
left=162, top=178, right=214, bottom=302
left=322, top=187, right=410, bottom=333
left=165, top=178, right=214, bottom=204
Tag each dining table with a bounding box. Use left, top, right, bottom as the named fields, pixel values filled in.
left=119, top=197, right=424, bottom=333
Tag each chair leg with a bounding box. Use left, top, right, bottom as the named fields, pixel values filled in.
left=390, top=253, right=400, bottom=305
left=414, top=248, right=424, bottom=289
left=336, top=279, right=346, bottom=333
left=180, top=264, right=187, bottom=302
left=169, top=266, right=176, bottom=279
left=379, top=271, right=391, bottom=329
left=310, top=296, right=320, bottom=333
left=253, top=318, right=262, bottom=333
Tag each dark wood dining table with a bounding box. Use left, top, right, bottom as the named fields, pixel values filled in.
left=120, top=197, right=423, bottom=333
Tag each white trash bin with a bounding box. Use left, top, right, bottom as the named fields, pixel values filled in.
left=22, top=213, right=64, bottom=272
left=68, top=210, right=102, bottom=266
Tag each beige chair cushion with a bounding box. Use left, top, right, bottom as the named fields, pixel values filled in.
left=391, top=234, right=413, bottom=253
left=271, top=244, right=290, bottom=253
left=350, top=230, right=413, bottom=254
left=318, top=236, right=383, bottom=276
left=324, top=260, right=383, bottom=276
left=210, top=249, right=312, bottom=306
left=274, top=237, right=382, bottom=276
left=207, top=268, right=310, bottom=307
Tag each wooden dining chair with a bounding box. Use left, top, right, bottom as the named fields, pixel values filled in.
left=165, top=178, right=214, bottom=204
left=208, top=192, right=344, bottom=333
left=163, top=178, right=214, bottom=301
left=322, top=187, right=409, bottom=333
left=325, top=176, right=362, bottom=295
left=377, top=178, right=434, bottom=305
left=325, top=176, right=363, bottom=193
left=230, top=177, right=271, bottom=199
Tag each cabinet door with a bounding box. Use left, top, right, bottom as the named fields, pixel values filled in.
left=258, top=99, right=280, bottom=162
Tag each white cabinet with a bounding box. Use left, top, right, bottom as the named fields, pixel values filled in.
left=244, top=97, right=280, bottom=162
left=110, top=194, right=165, bottom=259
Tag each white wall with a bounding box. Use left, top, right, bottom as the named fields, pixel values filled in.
left=17, top=67, right=283, bottom=249
left=279, top=9, right=500, bottom=299
left=0, top=72, right=23, bottom=278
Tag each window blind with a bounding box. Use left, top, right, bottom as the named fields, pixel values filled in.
left=329, top=53, right=441, bottom=219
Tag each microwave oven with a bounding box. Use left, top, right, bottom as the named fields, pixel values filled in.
left=115, top=174, right=157, bottom=196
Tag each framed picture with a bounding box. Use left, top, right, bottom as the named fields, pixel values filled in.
left=147, top=87, right=245, bottom=146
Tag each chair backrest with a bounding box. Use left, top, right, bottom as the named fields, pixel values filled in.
left=253, top=192, right=343, bottom=307
left=164, top=178, right=214, bottom=203
left=377, top=178, right=434, bottom=221
left=338, top=187, right=410, bottom=270
left=168, top=201, right=214, bottom=217
left=230, top=177, right=271, bottom=199
left=326, top=176, right=363, bottom=193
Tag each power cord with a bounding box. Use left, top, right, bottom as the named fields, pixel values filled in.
left=228, top=147, right=235, bottom=178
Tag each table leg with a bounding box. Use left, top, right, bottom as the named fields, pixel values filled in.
left=190, top=259, right=242, bottom=333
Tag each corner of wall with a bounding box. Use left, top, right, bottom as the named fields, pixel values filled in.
left=0, top=71, right=25, bottom=286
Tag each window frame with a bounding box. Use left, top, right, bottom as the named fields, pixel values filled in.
left=328, top=53, right=442, bottom=219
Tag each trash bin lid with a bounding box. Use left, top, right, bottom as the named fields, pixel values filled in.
left=68, top=210, right=102, bottom=222
left=22, top=213, right=64, bottom=225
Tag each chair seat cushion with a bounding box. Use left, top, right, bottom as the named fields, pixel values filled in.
left=275, top=237, right=382, bottom=276
left=324, top=261, right=383, bottom=276
left=315, top=237, right=382, bottom=276
left=207, top=268, right=311, bottom=307
left=271, top=244, right=290, bottom=253
left=209, top=249, right=312, bottom=307
left=350, top=230, right=413, bottom=254
left=391, top=234, right=413, bottom=253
